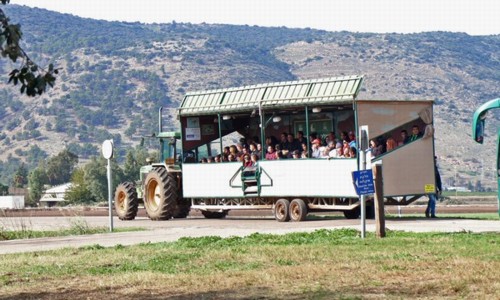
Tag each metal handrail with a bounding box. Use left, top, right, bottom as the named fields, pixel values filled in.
left=229, top=166, right=243, bottom=188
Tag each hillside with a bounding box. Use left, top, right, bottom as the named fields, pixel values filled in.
left=0, top=5, right=499, bottom=189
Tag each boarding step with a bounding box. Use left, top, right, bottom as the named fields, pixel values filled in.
left=243, top=186, right=259, bottom=195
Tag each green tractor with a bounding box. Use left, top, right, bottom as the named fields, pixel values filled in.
left=114, top=108, right=190, bottom=220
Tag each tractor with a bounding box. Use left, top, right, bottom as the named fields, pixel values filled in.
left=114, top=108, right=190, bottom=220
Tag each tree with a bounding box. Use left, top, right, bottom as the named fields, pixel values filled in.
left=0, top=1, right=58, bottom=96
left=84, top=156, right=124, bottom=202
left=65, top=167, right=96, bottom=204
left=12, top=162, right=27, bottom=187
left=46, top=149, right=78, bottom=185
left=27, top=164, right=48, bottom=206
left=123, top=147, right=149, bottom=182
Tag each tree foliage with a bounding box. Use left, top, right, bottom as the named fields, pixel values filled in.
left=27, top=163, right=48, bottom=206
left=46, top=150, right=78, bottom=185
left=65, top=167, right=96, bottom=204
left=0, top=0, right=58, bottom=96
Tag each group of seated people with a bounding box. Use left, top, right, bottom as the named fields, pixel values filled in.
left=198, top=124, right=424, bottom=164
left=369, top=125, right=423, bottom=158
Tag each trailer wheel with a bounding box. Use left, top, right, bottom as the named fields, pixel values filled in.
left=144, top=168, right=178, bottom=220
left=274, top=198, right=290, bottom=222
left=289, top=199, right=308, bottom=222
left=114, top=182, right=138, bottom=220
left=201, top=210, right=228, bottom=219
left=343, top=206, right=361, bottom=219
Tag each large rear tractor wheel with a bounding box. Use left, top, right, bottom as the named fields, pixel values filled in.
left=274, top=198, right=290, bottom=222
left=143, top=168, right=178, bottom=220
left=201, top=210, right=228, bottom=219
left=289, top=198, right=308, bottom=222
left=114, top=182, right=138, bottom=220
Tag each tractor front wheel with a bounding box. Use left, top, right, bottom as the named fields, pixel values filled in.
left=143, top=168, right=178, bottom=220
left=114, top=182, right=138, bottom=220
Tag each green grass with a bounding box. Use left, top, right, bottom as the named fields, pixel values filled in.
left=0, top=217, right=145, bottom=241
left=386, top=213, right=500, bottom=220
left=1, top=229, right=499, bottom=299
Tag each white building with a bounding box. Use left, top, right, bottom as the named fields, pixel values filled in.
left=0, top=196, right=25, bottom=209
left=39, top=183, right=72, bottom=207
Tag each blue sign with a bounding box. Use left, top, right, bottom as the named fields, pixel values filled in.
left=352, top=170, right=375, bottom=195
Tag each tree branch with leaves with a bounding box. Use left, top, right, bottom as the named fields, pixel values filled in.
left=0, top=0, right=58, bottom=96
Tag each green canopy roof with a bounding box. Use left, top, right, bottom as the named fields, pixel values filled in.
left=178, top=75, right=363, bottom=116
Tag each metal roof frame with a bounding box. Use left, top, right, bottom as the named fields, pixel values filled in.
left=178, top=75, right=363, bottom=116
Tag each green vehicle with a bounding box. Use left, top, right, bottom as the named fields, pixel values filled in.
left=472, top=98, right=500, bottom=216
left=114, top=107, right=190, bottom=221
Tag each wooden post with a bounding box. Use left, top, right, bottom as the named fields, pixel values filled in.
left=373, top=164, right=385, bottom=238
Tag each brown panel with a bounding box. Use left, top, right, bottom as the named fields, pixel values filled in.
left=357, top=100, right=432, bottom=138
left=377, top=137, right=435, bottom=196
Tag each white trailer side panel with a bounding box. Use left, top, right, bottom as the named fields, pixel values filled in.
left=183, top=159, right=358, bottom=198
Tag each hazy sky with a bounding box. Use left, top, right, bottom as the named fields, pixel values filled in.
left=13, top=0, right=500, bottom=35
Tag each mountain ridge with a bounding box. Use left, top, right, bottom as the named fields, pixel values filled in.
left=0, top=4, right=498, bottom=189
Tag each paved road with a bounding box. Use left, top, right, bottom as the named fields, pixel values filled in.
left=1, top=214, right=499, bottom=255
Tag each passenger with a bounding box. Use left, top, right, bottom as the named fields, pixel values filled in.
left=279, top=132, right=289, bottom=151
left=386, top=137, right=397, bottom=151
left=301, top=142, right=308, bottom=153
left=349, top=147, right=357, bottom=158
left=370, top=139, right=383, bottom=157
left=223, top=146, right=230, bottom=160
left=256, top=143, right=263, bottom=157
left=227, top=154, right=236, bottom=162
left=207, top=156, right=213, bottom=163
left=292, top=150, right=301, bottom=159
left=296, top=131, right=307, bottom=145
left=327, top=132, right=336, bottom=145
left=340, top=131, right=349, bottom=143
left=342, top=140, right=350, bottom=157
left=348, top=131, right=356, bottom=148
left=236, top=143, right=245, bottom=157
left=287, top=133, right=301, bottom=153
left=250, top=153, right=259, bottom=165
left=311, top=139, right=322, bottom=158
left=320, top=141, right=332, bottom=158
left=399, top=129, right=410, bottom=146
left=300, top=142, right=309, bottom=158
left=249, top=143, right=260, bottom=157
left=409, top=125, right=423, bottom=142
left=200, top=157, right=208, bottom=163
left=275, top=144, right=285, bottom=159
left=243, top=154, right=253, bottom=167
left=265, top=145, right=278, bottom=160
left=214, top=155, right=221, bottom=163
left=329, top=142, right=343, bottom=158
left=309, top=132, right=317, bottom=142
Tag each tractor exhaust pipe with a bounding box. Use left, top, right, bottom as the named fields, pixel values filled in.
left=158, top=107, right=163, bottom=133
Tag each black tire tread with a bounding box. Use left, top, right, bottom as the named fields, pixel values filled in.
left=114, top=182, right=138, bottom=221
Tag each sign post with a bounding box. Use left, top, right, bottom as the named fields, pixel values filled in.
left=358, top=125, right=370, bottom=238
left=102, top=140, right=114, bottom=232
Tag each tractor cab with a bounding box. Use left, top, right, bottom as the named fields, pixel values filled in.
left=157, top=131, right=181, bottom=164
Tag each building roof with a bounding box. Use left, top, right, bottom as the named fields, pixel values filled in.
left=40, top=183, right=72, bottom=202
left=178, top=75, right=363, bottom=116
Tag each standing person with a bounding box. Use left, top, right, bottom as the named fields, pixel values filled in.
left=426, top=156, right=442, bottom=218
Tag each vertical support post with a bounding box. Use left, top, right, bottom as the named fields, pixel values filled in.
left=373, top=163, right=385, bottom=238
left=107, top=158, right=113, bottom=232
left=218, top=113, right=223, bottom=158
left=305, top=106, right=310, bottom=157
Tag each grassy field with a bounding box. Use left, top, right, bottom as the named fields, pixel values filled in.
left=0, top=229, right=498, bottom=299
